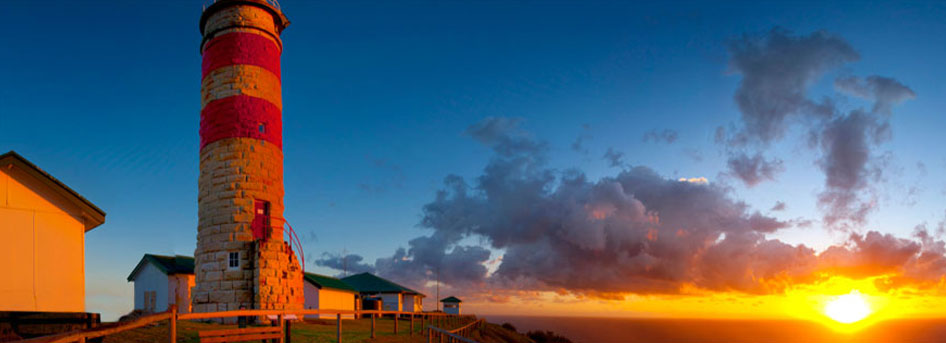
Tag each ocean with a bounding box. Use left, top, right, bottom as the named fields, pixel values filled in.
left=481, top=315, right=946, bottom=343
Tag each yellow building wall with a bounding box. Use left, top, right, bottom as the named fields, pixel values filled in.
left=318, top=289, right=356, bottom=319
left=0, top=167, right=87, bottom=312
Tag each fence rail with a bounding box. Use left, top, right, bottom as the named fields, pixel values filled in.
left=427, top=318, right=484, bottom=343
left=16, top=306, right=480, bottom=343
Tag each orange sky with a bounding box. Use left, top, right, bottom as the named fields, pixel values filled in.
left=464, top=275, right=946, bottom=329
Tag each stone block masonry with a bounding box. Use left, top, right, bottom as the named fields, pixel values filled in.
left=193, top=0, right=302, bottom=319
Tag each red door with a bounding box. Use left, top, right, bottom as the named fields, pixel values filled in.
left=252, top=200, right=270, bottom=240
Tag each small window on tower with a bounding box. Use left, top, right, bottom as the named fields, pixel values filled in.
left=229, top=252, right=240, bottom=269
left=258, top=122, right=266, bottom=134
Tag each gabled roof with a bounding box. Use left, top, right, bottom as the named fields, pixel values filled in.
left=341, top=272, right=425, bottom=297
left=127, top=254, right=195, bottom=281
left=303, top=272, right=357, bottom=293
left=440, top=296, right=462, bottom=303
left=0, top=151, right=106, bottom=231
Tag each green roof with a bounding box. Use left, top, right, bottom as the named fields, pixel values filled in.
left=340, top=272, right=425, bottom=296
left=303, top=272, right=357, bottom=293
left=127, top=254, right=195, bottom=281
left=440, top=296, right=462, bottom=303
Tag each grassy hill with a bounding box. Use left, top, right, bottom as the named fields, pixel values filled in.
left=101, top=317, right=533, bottom=343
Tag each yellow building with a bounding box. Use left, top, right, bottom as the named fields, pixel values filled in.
left=0, top=151, right=105, bottom=312
left=303, top=273, right=357, bottom=319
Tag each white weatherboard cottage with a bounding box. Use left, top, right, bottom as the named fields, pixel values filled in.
left=303, top=273, right=358, bottom=319
left=440, top=296, right=462, bottom=315
left=127, top=254, right=195, bottom=313
left=341, top=272, right=425, bottom=313
left=0, top=151, right=106, bottom=312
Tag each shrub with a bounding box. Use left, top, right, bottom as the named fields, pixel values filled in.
left=526, top=330, right=573, bottom=343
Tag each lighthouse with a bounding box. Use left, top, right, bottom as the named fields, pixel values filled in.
left=193, top=0, right=304, bottom=315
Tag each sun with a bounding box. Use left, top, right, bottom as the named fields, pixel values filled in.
left=824, top=291, right=871, bottom=324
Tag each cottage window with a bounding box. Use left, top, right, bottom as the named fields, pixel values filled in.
left=229, top=252, right=240, bottom=269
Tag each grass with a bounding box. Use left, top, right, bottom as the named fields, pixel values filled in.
left=101, top=316, right=531, bottom=343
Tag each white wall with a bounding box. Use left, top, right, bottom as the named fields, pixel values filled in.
left=0, top=167, right=87, bottom=312
left=380, top=293, right=401, bottom=311
left=132, top=262, right=169, bottom=312
left=443, top=302, right=461, bottom=315
left=167, top=274, right=194, bottom=313
left=403, top=294, right=423, bottom=312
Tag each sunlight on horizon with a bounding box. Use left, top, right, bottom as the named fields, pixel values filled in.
left=824, top=291, right=871, bottom=324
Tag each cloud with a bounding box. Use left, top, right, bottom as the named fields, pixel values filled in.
left=603, top=148, right=626, bottom=168
left=722, top=28, right=914, bottom=227
left=816, top=111, right=887, bottom=227
left=358, top=157, right=406, bottom=194
left=726, top=153, right=784, bottom=187
left=835, top=75, right=916, bottom=115
left=727, top=28, right=858, bottom=144
left=771, top=201, right=786, bottom=211
left=314, top=253, right=376, bottom=275
left=571, top=124, right=592, bottom=155
left=373, top=235, right=492, bottom=291
left=319, top=117, right=946, bottom=299
left=642, top=129, right=678, bottom=144
left=466, top=116, right=545, bottom=158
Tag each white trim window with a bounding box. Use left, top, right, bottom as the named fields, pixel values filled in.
left=228, top=251, right=240, bottom=270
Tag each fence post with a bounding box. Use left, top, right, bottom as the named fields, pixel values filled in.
left=168, top=304, right=177, bottom=343
left=410, top=313, right=414, bottom=336
left=370, top=313, right=376, bottom=338
left=285, top=316, right=292, bottom=343
left=336, top=313, right=342, bottom=343
left=393, top=312, right=399, bottom=335
left=277, top=314, right=285, bottom=343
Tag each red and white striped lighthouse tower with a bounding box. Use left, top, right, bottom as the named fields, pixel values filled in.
left=193, top=0, right=303, bottom=315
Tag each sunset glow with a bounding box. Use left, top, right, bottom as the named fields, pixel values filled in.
left=824, top=291, right=871, bottom=324
left=6, top=1, right=946, bottom=342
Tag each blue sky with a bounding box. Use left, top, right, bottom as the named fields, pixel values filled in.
left=1, top=1, right=945, bottom=320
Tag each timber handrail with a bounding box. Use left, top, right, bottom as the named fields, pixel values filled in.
left=427, top=324, right=481, bottom=343
left=449, top=318, right=485, bottom=334
left=18, top=307, right=473, bottom=343
left=18, top=309, right=173, bottom=343
left=178, top=308, right=445, bottom=320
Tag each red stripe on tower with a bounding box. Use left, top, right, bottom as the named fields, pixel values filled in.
left=201, top=32, right=281, bottom=80
left=200, top=95, right=282, bottom=149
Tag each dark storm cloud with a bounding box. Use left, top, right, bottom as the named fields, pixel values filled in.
left=314, top=253, right=376, bottom=275
left=726, top=152, right=784, bottom=187
left=642, top=129, right=678, bottom=144
left=727, top=28, right=859, bottom=144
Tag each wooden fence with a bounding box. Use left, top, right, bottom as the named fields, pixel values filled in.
left=427, top=318, right=484, bottom=343
left=17, top=305, right=482, bottom=343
